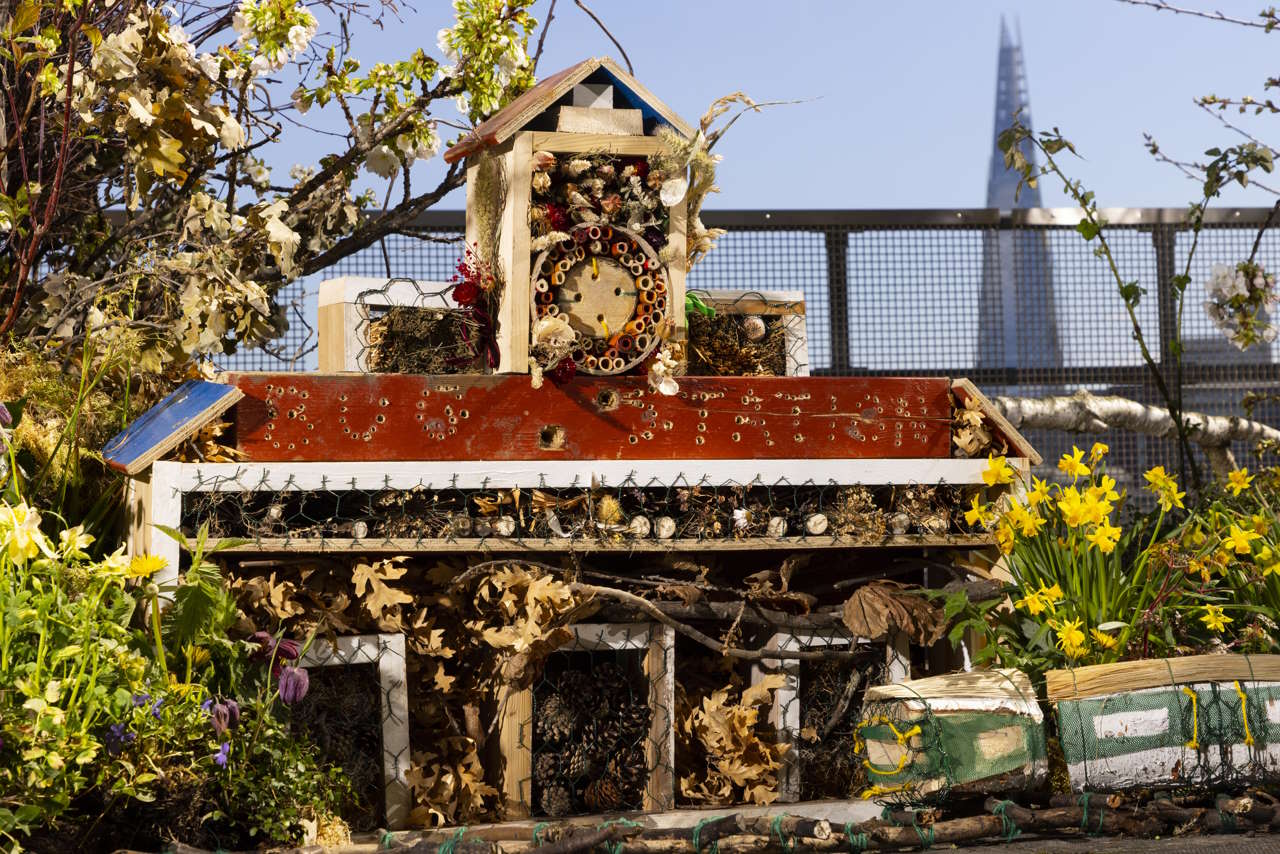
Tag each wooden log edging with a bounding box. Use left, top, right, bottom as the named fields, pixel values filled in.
left=375, top=792, right=1280, bottom=853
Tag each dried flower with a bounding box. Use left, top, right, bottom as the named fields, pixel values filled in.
left=278, top=665, right=310, bottom=705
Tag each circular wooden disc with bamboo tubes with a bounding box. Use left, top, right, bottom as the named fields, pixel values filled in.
left=531, top=223, right=667, bottom=375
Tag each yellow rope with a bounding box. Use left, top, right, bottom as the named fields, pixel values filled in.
left=859, top=783, right=909, bottom=800
left=1234, top=681, right=1255, bottom=747
left=1181, top=686, right=1199, bottom=749
left=855, top=716, right=922, bottom=776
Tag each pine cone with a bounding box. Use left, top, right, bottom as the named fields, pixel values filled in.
left=565, top=743, right=597, bottom=780
left=556, top=669, right=598, bottom=711
left=534, top=751, right=561, bottom=785
left=540, top=784, right=573, bottom=818
left=583, top=775, right=624, bottom=813
left=538, top=694, right=577, bottom=743
left=594, top=661, right=628, bottom=696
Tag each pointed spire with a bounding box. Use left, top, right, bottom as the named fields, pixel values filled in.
left=987, top=15, right=1040, bottom=208
left=999, top=14, right=1012, bottom=48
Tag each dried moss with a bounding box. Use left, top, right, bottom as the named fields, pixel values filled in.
left=687, top=311, right=787, bottom=377
left=364, top=306, right=482, bottom=374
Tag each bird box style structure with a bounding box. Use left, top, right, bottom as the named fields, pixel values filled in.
left=442, top=57, right=694, bottom=375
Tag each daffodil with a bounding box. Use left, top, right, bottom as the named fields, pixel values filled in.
left=127, top=554, right=169, bottom=579
left=1026, top=477, right=1052, bottom=507
left=1058, top=446, right=1091, bottom=480
left=1264, top=562, right=1280, bottom=578
left=1057, top=487, right=1088, bottom=528
left=1087, top=518, right=1122, bottom=554
left=1143, top=466, right=1186, bottom=512
left=1189, top=557, right=1213, bottom=584
left=1041, top=583, right=1064, bottom=605
left=1256, top=545, right=1275, bottom=566
left=984, top=454, right=1015, bottom=487
left=1088, top=442, right=1109, bottom=463
left=995, top=522, right=1014, bottom=555
left=1227, top=467, right=1255, bottom=497
left=964, top=494, right=994, bottom=528
left=1253, top=513, right=1271, bottom=535
left=1004, top=503, right=1045, bottom=538
left=1015, top=590, right=1048, bottom=615
left=1087, top=475, right=1120, bottom=503
left=1090, top=628, right=1119, bottom=650
left=1225, top=524, right=1263, bottom=555
left=1201, top=604, right=1233, bottom=633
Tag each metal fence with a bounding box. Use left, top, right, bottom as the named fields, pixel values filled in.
left=218, top=207, right=1280, bottom=494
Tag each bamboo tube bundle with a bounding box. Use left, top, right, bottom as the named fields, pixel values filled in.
left=1047, top=654, right=1280, bottom=792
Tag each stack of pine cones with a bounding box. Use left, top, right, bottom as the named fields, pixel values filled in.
left=533, top=661, right=651, bottom=817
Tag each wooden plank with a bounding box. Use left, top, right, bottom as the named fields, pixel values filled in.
left=497, top=684, right=533, bottom=819
left=952, top=378, right=1042, bottom=466
left=317, top=303, right=346, bottom=373
left=528, top=132, right=670, bottom=156
left=223, top=373, right=954, bottom=462
left=205, top=534, right=996, bottom=554
left=124, top=472, right=152, bottom=556
left=869, top=669, right=1038, bottom=703
left=644, top=624, right=676, bottom=812
left=149, top=461, right=184, bottom=590
left=667, top=195, right=688, bottom=348
left=503, top=133, right=532, bottom=373
left=1046, top=655, right=1280, bottom=701
left=556, top=106, right=643, bottom=135
left=103, top=380, right=243, bottom=475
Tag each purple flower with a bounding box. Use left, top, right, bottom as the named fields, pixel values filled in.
left=213, top=741, right=231, bottom=768
left=150, top=698, right=164, bottom=720
left=206, top=698, right=241, bottom=736
left=0, top=403, right=10, bottom=428
left=106, top=723, right=136, bottom=756
left=131, top=693, right=150, bottom=707
left=277, top=665, right=310, bottom=705
left=250, top=632, right=301, bottom=668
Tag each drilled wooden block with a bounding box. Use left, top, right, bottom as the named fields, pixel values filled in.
left=222, top=373, right=952, bottom=462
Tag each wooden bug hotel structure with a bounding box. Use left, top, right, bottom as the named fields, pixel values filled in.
left=106, top=58, right=1041, bottom=832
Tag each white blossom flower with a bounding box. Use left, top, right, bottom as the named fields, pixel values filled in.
left=287, top=23, right=311, bottom=53
left=248, top=54, right=271, bottom=77
left=366, top=145, right=400, bottom=178
left=246, top=160, right=270, bottom=185
left=436, top=28, right=457, bottom=60
left=648, top=345, right=680, bottom=396
left=289, top=164, right=316, bottom=182
left=232, top=9, right=250, bottom=37
left=196, top=52, right=221, bottom=80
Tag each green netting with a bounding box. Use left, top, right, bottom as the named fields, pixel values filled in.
left=853, top=670, right=1046, bottom=807
left=1056, top=670, right=1280, bottom=792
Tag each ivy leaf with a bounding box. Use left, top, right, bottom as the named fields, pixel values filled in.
left=1076, top=219, right=1101, bottom=242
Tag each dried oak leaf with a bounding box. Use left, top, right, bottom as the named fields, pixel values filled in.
left=352, top=557, right=414, bottom=627
left=841, top=580, right=946, bottom=645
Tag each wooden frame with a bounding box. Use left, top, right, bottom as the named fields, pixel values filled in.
left=687, top=289, right=809, bottom=377
left=751, top=630, right=886, bottom=803
left=497, top=622, right=675, bottom=819
left=465, top=129, right=688, bottom=375
left=298, top=633, right=412, bottom=829
left=317, top=276, right=455, bottom=372
left=140, top=457, right=1027, bottom=581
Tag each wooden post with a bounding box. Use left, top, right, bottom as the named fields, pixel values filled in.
left=644, top=623, right=676, bottom=812
left=498, top=684, right=534, bottom=819
left=823, top=228, right=851, bottom=374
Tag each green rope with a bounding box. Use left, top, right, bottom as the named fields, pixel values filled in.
left=1078, top=793, right=1104, bottom=835
left=437, top=826, right=468, bottom=854
left=910, top=815, right=933, bottom=850
left=844, top=822, right=869, bottom=852
left=379, top=829, right=396, bottom=850
left=879, top=806, right=898, bottom=826
left=692, top=816, right=724, bottom=854
left=990, top=800, right=1021, bottom=842
left=532, top=822, right=550, bottom=847
left=769, top=814, right=796, bottom=852
left=599, top=817, right=643, bottom=854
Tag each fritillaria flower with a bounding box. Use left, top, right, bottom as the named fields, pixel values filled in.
left=277, top=665, right=310, bottom=705
left=201, top=697, right=241, bottom=736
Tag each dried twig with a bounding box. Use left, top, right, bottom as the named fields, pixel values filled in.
left=573, top=0, right=632, bottom=75
left=1113, top=0, right=1278, bottom=29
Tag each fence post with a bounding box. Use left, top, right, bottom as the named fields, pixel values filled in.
left=824, top=227, right=852, bottom=374
left=1152, top=222, right=1179, bottom=375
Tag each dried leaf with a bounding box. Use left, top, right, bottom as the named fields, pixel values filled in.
left=841, top=580, right=945, bottom=645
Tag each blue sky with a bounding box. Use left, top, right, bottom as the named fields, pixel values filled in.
left=273, top=0, right=1280, bottom=211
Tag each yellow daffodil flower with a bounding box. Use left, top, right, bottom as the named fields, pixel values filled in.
left=1088, top=442, right=1109, bottom=463
left=1227, top=467, right=1255, bottom=497
left=995, top=522, right=1015, bottom=555
left=1041, top=583, right=1064, bottom=604
left=1087, top=475, right=1120, bottom=503
left=1080, top=493, right=1114, bottom=526
left=1143, top=466, right=1185, bottom=512
left=1026, top=477, right=1052, bottom=507
left=984, top=454, right=1015, bottom=487
left=1257, top=546, right=1275, bottom=566
left=1057, top=487, right=1088, bottom=528
left=964, top=494, right=993, bottom=528
left=1201, top=604, right=1233, bottom=633
left=1264, top=562, right=1280, bottom=578
left=1090, top=628, right=1119, bottom=650
left=1052, top=618, right=1088, bottom=658
left=1225, top=524, right=1263, bottom=555
left=1189, top=557, right=1212, bottom=584
left=1087, top=518, right=1122, bottom=554
left=1016, top=590, right=1048, bottom=615
left=1253, top=513, right=1271, bottom=535
left=1058, top=446, right=1091, bottom=480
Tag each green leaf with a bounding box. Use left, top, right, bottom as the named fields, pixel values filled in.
left=8, top=2, right=38, bottom=34
left=155, top=524, right=189, bottom=550
left=1075, top=219, right=1100, bottom=241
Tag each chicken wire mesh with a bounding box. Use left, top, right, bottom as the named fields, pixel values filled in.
left=354, top=278, right=484, bottom=374
left=214, top=208, right=1280, bottom=499
left=178, top=470, right=984, bottom=547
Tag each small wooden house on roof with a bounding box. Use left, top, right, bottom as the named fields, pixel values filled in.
left=443, top=57, right=695, bottom=375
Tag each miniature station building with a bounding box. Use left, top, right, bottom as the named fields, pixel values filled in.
left=104, top=58, right=1040, bottom=828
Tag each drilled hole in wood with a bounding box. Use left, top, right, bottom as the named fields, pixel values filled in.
left=596, top=389, right=620, bottom=411
left=539, top=425, right=567, bottom=450
left=375, top=414, right=386, bottom=424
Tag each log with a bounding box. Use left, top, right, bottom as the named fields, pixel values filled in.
left=595, top=601, right=844, bottom=630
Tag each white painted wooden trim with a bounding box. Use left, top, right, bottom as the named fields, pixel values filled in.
left=754, top=631, right=867, bottom=803
left=299, top=633, right=412, bottom=829
left=163, top=457, right=1005, bottom=493
left=148, top=461, right=183, bottom=590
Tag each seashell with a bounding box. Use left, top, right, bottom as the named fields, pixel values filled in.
left=350, top=520, right=368, bottom=539
left=766, top=516, right=788, bottom=538
left=660, top=176, right=688, bottom=206
left=450, top=515, right=473, bottom=536
left=473, top=518, right=493, bottom=537
left=742, top=315, right=767, bottom=342
left=920, top=513, right=949, bottom=536
left=493, top=515, right=517, bottom=537
left=889, top=511, right=911, bottom=535
left=805, top=513, right=829, bottom=536
left=627, top=516, right=652, bottom=537
left=655, top=516, right=677, bottom=539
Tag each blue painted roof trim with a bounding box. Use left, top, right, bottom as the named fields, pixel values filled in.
left=103, top=380, right=241, bottom=474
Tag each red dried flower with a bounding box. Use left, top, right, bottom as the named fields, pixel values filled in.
left=452, top=279, right=480, bottom=307
left=545, top=203, right=568, bottom=232
left=545, top=357, right=577, bottom=385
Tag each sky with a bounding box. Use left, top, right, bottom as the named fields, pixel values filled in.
left=267, top=0, right=1280, bottom=212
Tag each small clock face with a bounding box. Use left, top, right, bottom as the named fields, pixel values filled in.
left=532, top=224, right=667, bottom=375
